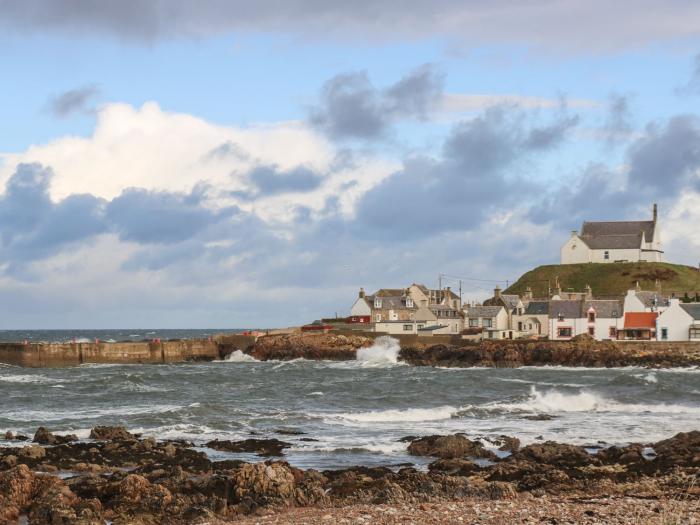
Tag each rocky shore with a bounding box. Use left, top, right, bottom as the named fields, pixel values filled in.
left=1, top=426, right=698, bottom=524
left=249, top=333, right=700, bottom=368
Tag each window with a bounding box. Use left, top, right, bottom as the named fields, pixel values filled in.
left=558, top=327, right=573, bottom=338
left=406, top=297, right=413, bottom=308
left=604, top=250, right=610, bottom=260
left=588, top=326, right=595, bottom=336
left=528, top=323, right=533, bottom=330
left=558, top=313, right=565, bottom=321
left=374, top=298, right=382, bottom=308
left=483, top=318, right=492, bottom=328
left=403, top=324, right=413, bottom=331
left=417, top=324, right=424, bottom=330
left=375, top=314, right=382, bottom=322
left=690, top=327, right=700, bottom=340
left=609, top=327, right=617, bottom=338
left=588, top=311, right=596, bottom=323
left=661, top=327, right=668, bottom=340
left=469, top=318, right=479, bottom=327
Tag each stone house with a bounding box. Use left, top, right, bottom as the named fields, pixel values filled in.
left=548, top=299, right=623, bottom=341
left=512, top=300, right=550, bottom=337
left=560, top=204, right=663, bottom=264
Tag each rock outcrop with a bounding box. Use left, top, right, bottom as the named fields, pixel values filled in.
left=250, top=333, right=373, bottom=361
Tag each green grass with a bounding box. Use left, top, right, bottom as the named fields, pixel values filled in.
left=505, top=262, right=700, bottom=298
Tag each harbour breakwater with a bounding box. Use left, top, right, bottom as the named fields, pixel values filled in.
left=0, top=334, right=257, bottom=367
left=2, top=332, right=700, bottom=367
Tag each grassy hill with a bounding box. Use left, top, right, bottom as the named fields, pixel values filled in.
left=505, top=262, right=700, bottom=299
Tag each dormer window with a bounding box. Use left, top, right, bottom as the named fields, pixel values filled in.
left=558, top=313, right=565, bottom=321
left=588, top=310, right=596, bottom=323
left=374, top=298, right=382, bottom=308
left=604, top=250, right=610, bottom=260
left=406, top=297, right=413, bottom=308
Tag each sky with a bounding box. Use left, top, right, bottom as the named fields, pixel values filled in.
left=0, top=1, right=699, bottom=328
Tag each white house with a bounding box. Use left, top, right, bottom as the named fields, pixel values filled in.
left=622, top=289, right=669, bottom=314
left=464, top=305, right=510, bottom=339
left=561, top=204, right=663, bottom=264
left=656, top=301, right=700, bottom=341
left=548, top=299, right=623, bottom=341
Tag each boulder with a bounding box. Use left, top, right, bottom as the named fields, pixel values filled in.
left=33, top=427, right=78, bottom=445
left=89, top=426, right=136, bottom=441
left=407, top=435, right=498, bottom=460
left=511, top=441, right=592, bottom=468
left=0, top=464, right=36, bottom=523
left=206, top=438, right=292, bottom=457
left=428, top=458, right=480, bottom=476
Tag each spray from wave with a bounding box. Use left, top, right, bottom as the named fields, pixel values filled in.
left=221, top=350, right=259, bottom=363
left=356, top=336, right=402, bottom=367
left=330, top=405, right=457, bottom=424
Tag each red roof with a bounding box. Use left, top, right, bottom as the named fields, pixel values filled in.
left=623, top=312, right=658, bottom=329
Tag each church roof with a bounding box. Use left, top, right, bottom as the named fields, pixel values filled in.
left=578, top=220, right=655, bottom=250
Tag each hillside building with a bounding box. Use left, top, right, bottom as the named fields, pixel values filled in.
left=561, top=204, right=663, bottom=264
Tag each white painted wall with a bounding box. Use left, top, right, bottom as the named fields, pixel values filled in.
left=350, top=298, right=371, bottom=317
left=623, top=290, right=646, bottom=313
left=656, top=300, right=692, bottom=341
left=561, top=236, right=591, bottom=264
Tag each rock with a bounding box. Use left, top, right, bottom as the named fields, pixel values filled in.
left=650, top=430, right=700, bottom=469
left=511, top=442, right=592, bottom=468
left=407, top=435, right=498, bottom=460
left=523, top=414, right=556, bottom=421
left=206, top=438, right=293, bottom=457
left=33, top=427, right=78, bottom=445
left=497, top=436, right=521, bottom=453
left=0, top=464, right=36, bottom=523
left=114, top=474, right=173, bottom=515
left=89, top=426, right=136, bottom=441
left=428, top=458, right=480, bottom=476
left=19, top=444, right=46, bottom=460
left=250, top=333, right=373, bottom=361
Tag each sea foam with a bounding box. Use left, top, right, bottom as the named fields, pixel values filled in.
left=221, top=350, right=259, bottom=362
left=331, top=405, right=457, bottom=424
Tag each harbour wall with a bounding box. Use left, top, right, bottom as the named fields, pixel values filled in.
left=0, top=334, right=258, bottom=368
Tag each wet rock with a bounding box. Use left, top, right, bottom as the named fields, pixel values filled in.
left=428, top=458, right=480, bottom=476
left=497, top=436, right=521, bottom=453
left=250, top=333, right=372, bottom=361
left=275, top=428, right=306, bottom=436
left=597, top=443, right=646, bottom=465
left=651, top=430, right=700, bottom=468
left=512, top=442, right=592, bottom=468
left=407, top=434, right=498, bottom=460
left=89, top=426, right=137, bottom=441
left=0, top=464, right=35, bottom=523
left=487, top=461, right=572, bottom=491
left=113, top=474, right=173, bottom=517
left=206, top=438, right=292, bottom=457
left=523, top=414, right=556, bottom=421
left=19, top=444, right=46, bottom=460
left=34, top=427, right=79, bottom=445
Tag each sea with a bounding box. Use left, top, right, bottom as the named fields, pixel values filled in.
left=1, top=334, right=699, bottom=470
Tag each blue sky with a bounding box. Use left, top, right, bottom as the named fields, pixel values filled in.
left=0, top=1, right=699, bottom=328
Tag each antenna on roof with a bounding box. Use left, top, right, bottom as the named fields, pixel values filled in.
left=653, top=203, right=658, bottom=222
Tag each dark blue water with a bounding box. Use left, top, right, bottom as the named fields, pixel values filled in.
left=0, top=329, right=250, bottom=343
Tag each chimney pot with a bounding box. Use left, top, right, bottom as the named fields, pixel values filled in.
left=359, top=287, right=365, bottom=299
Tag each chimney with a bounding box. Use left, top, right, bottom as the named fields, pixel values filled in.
left=653, top=203, right=658, bottom=222
left=523, top=286, right=533, bottom=301
left=585, top=284, right=593, bottom=300
left=571, top=230, right=578, bottom=238
left=635, top=281, right=641, bottom=292
left=494, top=286, right=502, bottom=299
left=359, top=287, right=365, bottom=299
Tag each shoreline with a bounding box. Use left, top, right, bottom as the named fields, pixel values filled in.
left=2, top=332, right=700, bottom=368
left=1, top=426, right=698, bottom=523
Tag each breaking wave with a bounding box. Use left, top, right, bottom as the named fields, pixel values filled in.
left=0, top=374, right=63, bottom=384
left=221, top=350, right=259, bottom=363
left=330, top=406, right=457, bottom=424
left=484, top=386, right=700, bottom=415
left=356, top=336, right=402, bottom=367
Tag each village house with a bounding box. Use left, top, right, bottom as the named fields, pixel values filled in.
left=561, top=204, right=663, bottom=264
left=350, top=284, right=463, bottom=335
left=622, top=288, right=670, bottom=314
left=512, top=299, right=550, bottom=337
left=463, top=305, right=509, bottom=339
left=548, top=299, right=623, bottom=341
left=617, top=312, right=658, bottom=340
left=655, top=301, right=700, bottom=341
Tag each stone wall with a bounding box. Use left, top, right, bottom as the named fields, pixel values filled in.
left=0, top=339, right=221, bottom=368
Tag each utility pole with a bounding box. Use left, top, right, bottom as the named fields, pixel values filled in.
left=459, top=280, right=463, bottom=307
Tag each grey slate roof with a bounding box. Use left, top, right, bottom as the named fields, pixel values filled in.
left=583, top=300, right=623, bottom=318
left=549, top=300, right=583, bottom=319
left=581, top=220, right=655, bottom=242
left=525, top=301, right=550, bottom=315
left=681, top=303, right=700, bottom=320
left=635, top=291, right=669, bottom=308
left=465, top=305, right=503, bottom=318
left=365, top=294, right=416, bottom=310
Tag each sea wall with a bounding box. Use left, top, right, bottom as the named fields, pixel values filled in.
left=0, top=339, right=223, bottom=368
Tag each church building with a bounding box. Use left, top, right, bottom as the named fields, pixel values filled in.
left=560, top=204, right=663, bottom=264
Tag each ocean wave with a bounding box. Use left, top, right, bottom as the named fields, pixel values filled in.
left=355, top=336, right=403, bottom=367
left=0, top=374, right=64, bottom=384
left=216, top=350, right=259, bottom=363
left=328, top=406, right=457, bottom=424
left=480, top=386, right=700, bottom=415
left=1, top=404, right=184, bottom=422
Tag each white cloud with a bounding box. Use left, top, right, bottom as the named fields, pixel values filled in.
left=0, top=102, right=396, bottom=223
left=441, top=93, right=598, bottom=114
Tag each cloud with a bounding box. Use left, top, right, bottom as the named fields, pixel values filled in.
left=310, top=65, right=444, bottom=140
left=0, top=163, right=105, bottom=273
left=105, top=186, right=236, bottom=244
left=2, top=1, right=700, bottom=51
left=247, top=165, right=324, bottom=196
left=440, top=94, right=597, bottom=114
left=47, top=85, right=100, bottom=117
left=678, top=53, right=700, bottom=95
left=602, top=93, right=634, bottom=144
left=355, top=105, right=578, bottom=238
